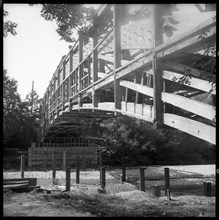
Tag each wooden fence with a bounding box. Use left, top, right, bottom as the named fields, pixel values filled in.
left=28, top=145, right=98, bottom=168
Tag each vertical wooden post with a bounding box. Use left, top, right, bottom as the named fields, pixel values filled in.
left=203, top=182, right=213, bottom=197
left=70, top=48, right=73, bottom=73
left=28, top=148, right=32, bottom=168
left=21, top=155, right=25, bottom=179
left=63, top=150, right=66, bottom=171
left=206, top=182, right=212, bottom=197
left=52, top=149, right=56, bottom=182
left=88, top=56, right=91, bottom=86
left=125, top=87, right=128, bottom=111
left=66, top=168, right=71, bottom=192
left=78, top=32, right=83, bottom=108
left=43, top=151, right=46, bottom=172
left=82, top=155, right=86, bottom=171
left=76, top=156, right=80, bottom=184
left=92, top=21, right=98, bottom=110
left=164, top=167, right=170, bottom=199
left=202, top=181, right=207, bottom=196
left=154, top=185, right=161, bottom=197
left=99, top=148, right=103, bottom=181
left=113, top=4, right=122, bottom=114
left=152, top=4, right=164, bottom=128
left=134, top=72, right=141, bottom=114
left=100, top=167, right=106, bottom=189
left=121, top=156, right=126, bottom=182
left=139, top=167, right=145, bottom=191
left=62, top=61, right=66, bottom=109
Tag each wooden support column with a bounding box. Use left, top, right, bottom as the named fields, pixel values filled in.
left=63, top=150, right=66, bottom=171
left=134, top=72, right=142, bottom=114
left=125, top=87, right=128, bottom=111
left=20, top=155, right=25, bottom=179
left=164, top=167, right=171, bottom=199
left=100, top=167, right=106, bottom=189
left=78, top=32, right=83, bottom=108
left=99, top=59, right=105, bottom=73
left=66, top=168, right=71, bottom=191
left=62, top=62, right=65, bottom=109
left=69, top=74, right=72, bottom=112
left=113, top=4, right=122, bottom=114
left=139, top=167, right=145, bottom=192
left=43, top=151, right=47, bottom=172
left=92, top=20, right=98, bottom=110
left=52, top=149, right=56, bottom=183
left=70, top=49, right=73, bottom=73
left=88, top=56, right=91, bottom=86
left=152, top=4, right=164, bottom=128
left=76, top=156, right=80, bottom=184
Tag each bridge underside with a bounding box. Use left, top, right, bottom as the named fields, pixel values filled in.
left=41, top=4, right=216, bottom=146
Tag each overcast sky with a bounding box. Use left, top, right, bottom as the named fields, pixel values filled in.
left=3, top=4, right=76, bottom=100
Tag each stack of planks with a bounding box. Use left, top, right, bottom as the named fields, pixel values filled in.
left=3, top=178, right=40, bottom=192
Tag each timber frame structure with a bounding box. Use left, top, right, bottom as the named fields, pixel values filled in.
left=40, top=4, right=216, bottom=146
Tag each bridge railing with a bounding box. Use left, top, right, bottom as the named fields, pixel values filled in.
left=41, top=4, right=216, bottom=145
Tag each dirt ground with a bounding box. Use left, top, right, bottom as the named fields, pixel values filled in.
left=3, top=164, right=216, bottom=217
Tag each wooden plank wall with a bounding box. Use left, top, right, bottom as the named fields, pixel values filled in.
left=28, top=145, right=98, bottom=168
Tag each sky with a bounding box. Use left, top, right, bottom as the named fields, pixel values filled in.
left=3, top=4, right=76, bottom=100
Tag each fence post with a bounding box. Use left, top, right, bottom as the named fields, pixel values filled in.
left=121, top=156, right=126, bottom=182
left=202, top=181, right=207, bottom=196
left=21, top=155, right=25, bottom=179
left=82, top=155, right=86, bottom=171
left=66, top=168, right=71, bottom=192
left=76, top=156, right=80, bottom=184
left=139, top=167, right=145, bottom=191
left=203, top=181, right=213, bottom=197
left=164, top=167, right=170, bottom=199
left=206, top=182, right=213, bottom=197
left=154, top=185, right=161, bottom=197
left=43, top=151, right=46, bottom=172
left=52, top=149, right=56, bottom=184
left=99, top=148, right=102, bottom=181
left=63, top=150, right=66, bottom=171
left=101, top=167, right=106, bottom=190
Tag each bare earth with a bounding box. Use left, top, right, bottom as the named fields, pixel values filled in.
left=3, top=164, right=216, bottom=217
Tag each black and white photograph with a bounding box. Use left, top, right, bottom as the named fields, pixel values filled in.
left=3, top=3, right=216, bottom=217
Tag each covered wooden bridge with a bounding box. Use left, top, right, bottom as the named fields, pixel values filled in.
left=28, top=4, right=216, bottom=167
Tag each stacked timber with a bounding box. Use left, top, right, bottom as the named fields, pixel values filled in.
left=3, top=178, right=40, bottom=192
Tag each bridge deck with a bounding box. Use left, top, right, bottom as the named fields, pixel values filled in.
left=41, top=4, right=216, bottom=144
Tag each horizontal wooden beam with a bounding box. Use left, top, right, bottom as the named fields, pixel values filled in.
left=163, top=113, right=215, bottom=145
left=78, top=17, right=216, bottom=95
left=156, top=16, right=216, bottom=58
left=162, top=92, right=215, bottom=121
left=99, top=54, right=129, bottom=65
left=116, top=109, right=153, bottom=123
left=98, top=71, right=108, bottom=78
left=162, top=70, right=216, bottom=94
left=159, top=61, right=202, bottom=78
left=121, top=102, right=154, bottom=122
left=120, top=80, right=153, bottom=97
left=145, top=67, right=216, bottom=95
left=121, top=44, right=151, bottom=50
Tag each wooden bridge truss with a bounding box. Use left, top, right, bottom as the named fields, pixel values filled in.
left=41, top=4, right=216, bottom=145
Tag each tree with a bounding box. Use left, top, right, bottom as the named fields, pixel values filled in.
left=97, top=116, right=168, bottom=166
left=3, top=69, right=22, bottom=147
left=3, top=70, right=42, bottom=149
left=3, top=10, right=18, bottom=37
left=38, top=4, right=96, bottom=42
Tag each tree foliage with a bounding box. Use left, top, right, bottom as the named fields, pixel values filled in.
left=3, top=70, right=41, bottom=150
left=39, top=4, right=96, bottom=42
left=87, top=115, right=215, bottom=166
left=3, top=10, right=18, bottom=37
